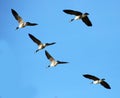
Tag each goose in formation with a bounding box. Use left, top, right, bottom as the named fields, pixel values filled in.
left=63, top=9, right=92, bottom=26
left=28, top=34, right=56, bottom=53
left=83, top=74, right=111, bottom=89
left=11, top=9, right=38, bottom=29
left=45, top=50, right=68, bottom=68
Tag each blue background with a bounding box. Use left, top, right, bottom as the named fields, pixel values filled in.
left=0, top=0, right=120, bottom=98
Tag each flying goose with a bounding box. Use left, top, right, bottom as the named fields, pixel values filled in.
left=11, top=9, right=38, bottom=29
left=28, top=34, right=56, bottom=53
left=83, top=74, right=111, bottom=89
left=63, top=9, right=92, bottom=26
left=45, top=50, right=68, bottom=68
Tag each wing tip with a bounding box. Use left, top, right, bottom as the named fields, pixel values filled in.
left=28, top=33, right=32, bottom=37
left=45, top=50, right=48, bottom=54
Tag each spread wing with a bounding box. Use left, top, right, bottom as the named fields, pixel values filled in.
left=63, top=9, right=82, bottom=16
left=82, top=16, right=92, bottom=26
left=46, top=42, right=56, bottom=46
left=101, top=81, right=111, bottom=89
left=11, top=9, right=24, bottom=23
left=45, top=50, right=55, bottom=62
left=26, top=22, right=38, bottom=26
left=83, top=74, right=100, bottom=80
left=28, top=34, right=42, bottom=45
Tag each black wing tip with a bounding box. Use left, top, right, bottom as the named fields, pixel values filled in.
left=32, top=23, right=38, bottom=25
left=11, top=9, right=16, bottom=13
left=63, top=9, right=72, bottom=11
left=62, top=61, right=69, bottom=63
left=62, top=62, right=69, bottom=64
left=107, top=86, right=111, bottom=89
left=11, top=8, right=15, bottom=11
left=83, top=74, right=89, bottom=76
left=26, top=22, right=38, bottom=26
left=50, top=42, right=56, bottom=45
left=63, top=9, right=71, bottom=12
left=47, top=42, right=56, bottom=45
left=82, top=74, right=93, bottom=78
left=45, top=50, right=48, bottom=54
left=28, top=33, right=33, bottom=37
left=11, top=9, right=15, bottom=13
left=28, top=33, right=31, bottom=35
left=87, top=23, right=92, bottom=26
left=45, top=50, right=50, bottom=58
left=104, top=83, right=111, bottom=89
left=83, top=74, right=87, bottom=78
left=28, top=34, right=36, bottom=40
left=65, top=62, right=69, bottom=63
left=102, top=84, right=111, bottom=89
left=63, top=9, right=67, bottom=12
left=57, top=60, right=69, bottom=64
left=52, top=42, right=56, bottom=44
left=82, top=17, right=92, bottom=26
left=63, top=9, right=67, bottom=11
left=63, top=9, right=71, bottom=13
left=11, top=9, right=18, bottom=17
left=88, top=24, right=92, bottom=26
left=83, top=74, right=97, bottom=77
left=11, top=9, right=14, bottom=11
left=101, top=81, right=111, bottom=89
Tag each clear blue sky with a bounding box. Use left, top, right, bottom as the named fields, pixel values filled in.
left=0, top=0, right=120, bottom=98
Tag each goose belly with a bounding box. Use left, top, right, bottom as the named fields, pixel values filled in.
left=51, top=61, right=57, bottom=67
left=19, top=22, right=25, bottom=28
left=93, top=80, right=100, bottom=84
left=38, top=45, right=44, bottom=49
left=75, top=16, right=81, bottom=20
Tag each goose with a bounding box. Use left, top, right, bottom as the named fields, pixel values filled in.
left=28, top=34, right=56, bottom=53
left=11, top=9, right=38, bottom=29
left=83, top=74, right=111, bottom=89
left=45, top=50, right=68, bottom=68
left=63, top=9, right=92, bottom=26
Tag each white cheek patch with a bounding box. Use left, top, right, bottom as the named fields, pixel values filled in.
left=82, top=14, right=87, bottom=18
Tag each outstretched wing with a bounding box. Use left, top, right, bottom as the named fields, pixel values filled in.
left=57, top=61, right=69, bottom=64
left=82, top=16, right=92, bottom=26
left=46, top=42, right=56, bottom=46
left=11, top=9, right=24, bottom=23
left=45, top=50, right=55, bottom=62
left=83, top=74, right=100, bottom=80
left=63, top=9, right=82, bottom=15
left=28, top=33, right=42, bottom=45
left=101, top=81, right=111, bottom=89
left=26, top=22, right=38, bottom=26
